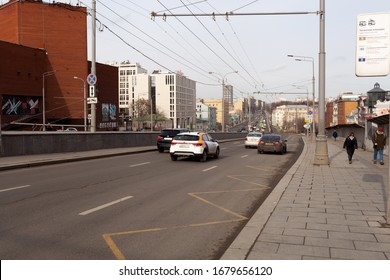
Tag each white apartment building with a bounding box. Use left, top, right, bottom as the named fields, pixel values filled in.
left=272, top=105, right=308, bottom=129
left=151, top=70, right=196, bottom=129
left=111, top=61, right=150, bottom=118
left=196, top=100, right=217, bottom=131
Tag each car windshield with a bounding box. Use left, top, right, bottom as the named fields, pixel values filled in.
left=174, top=134, right=199, bottom=141
left=262, top=135, right=280, bottom=142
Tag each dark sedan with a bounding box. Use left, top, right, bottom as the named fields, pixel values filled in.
left=257, top=134, right=287, bottom=154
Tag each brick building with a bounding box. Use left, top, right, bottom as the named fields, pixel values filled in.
left=0, top=0, right=118, bottom=130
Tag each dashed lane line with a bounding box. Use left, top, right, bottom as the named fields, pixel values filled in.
left=78, top=196, right=133, bottom=216
left=129, top=162, right=151, bottom=167
left=0, top=185, right=31, bottom=193
left=202, top=166, right=218, bottom=172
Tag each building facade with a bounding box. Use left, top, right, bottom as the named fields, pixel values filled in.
left=0, top=0, right=118, bottom=130
left=151, top=71, right=196, bottom=129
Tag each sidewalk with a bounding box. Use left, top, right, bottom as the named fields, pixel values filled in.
left=222, top=137, right=390, bottom=260
left=0, top=146, right=157, bottom=171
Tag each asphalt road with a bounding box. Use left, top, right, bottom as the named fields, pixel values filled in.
left=0, top=134, right=303, bottom=259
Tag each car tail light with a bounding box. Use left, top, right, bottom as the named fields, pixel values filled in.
left=275, top=141, right=281, bottom=146
left=192, top=142, right=202, bottom=146
left=157, top=136, right=163, bottom=141
left=171, top=141, right=177, bottom=145
left=259, top=140, right=264, bottom=145
left=245, top=137, right=248, bottom=141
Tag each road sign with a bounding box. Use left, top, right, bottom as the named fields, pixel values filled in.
left=87, top=73, right=97, bottom=86
left=308, top=110, right=312, bottom=115
left=89, top=86, right=95, bottom=97
left=356, top=13, right=390, bottom=77
left=87, top=97, right=97, bottom=104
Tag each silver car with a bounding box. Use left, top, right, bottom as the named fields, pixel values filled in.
left=244, top=132, right=263, bottom=148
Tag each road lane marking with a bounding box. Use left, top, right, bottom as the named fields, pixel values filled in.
left=79, top=196, right=133, bottom=216
left=129, top=162, right=150, bottom=167
left=202, top=166, right=218, bottom=172
left=0, top=185, right=31, bottom=193
left=241, top=155, right=248, bottom=158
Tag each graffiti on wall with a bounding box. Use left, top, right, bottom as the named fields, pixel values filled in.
left=2, top=95, right=40, bottom=115
left=100, top=103, right=117, bottom=129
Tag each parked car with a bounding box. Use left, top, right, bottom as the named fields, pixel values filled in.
left=257, top=134, right=287, bottom=154
left=156, top=128, right=190, bottom=153
left=65, top=127, right=78, bottom=131
left=244, top=132, right=263, bottom=148
left=170, top=132, right=220, bottom=162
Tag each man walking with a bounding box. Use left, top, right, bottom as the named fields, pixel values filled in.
left=372, top=127, right=387, bottom=165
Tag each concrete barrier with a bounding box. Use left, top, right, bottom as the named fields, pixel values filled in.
left=0, top=131, right=245, bottom=157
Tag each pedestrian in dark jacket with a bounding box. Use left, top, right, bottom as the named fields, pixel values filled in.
left=332, top=130, right=338, bottom=141
left=372, top=127, right=387, bottom=165
left=343, top=132, right=358, bottom=164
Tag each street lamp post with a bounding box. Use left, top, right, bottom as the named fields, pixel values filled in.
left=293, top=85, right=309, bottom=137
left=209, top=71, right=238, bottom=132
left=287, top=54, right=316, bottom=141
left=73, top=76, right=87, bottom=131
left=42, top=70, right=56, bottom=131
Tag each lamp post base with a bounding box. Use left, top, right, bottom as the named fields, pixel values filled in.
left=313, top=136, right=329, bottom=165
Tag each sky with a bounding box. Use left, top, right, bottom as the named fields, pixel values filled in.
left=43, top=0, right=390, bottom=102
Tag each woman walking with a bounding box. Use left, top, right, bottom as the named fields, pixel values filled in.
left=343, top=132, right=358, bottom=164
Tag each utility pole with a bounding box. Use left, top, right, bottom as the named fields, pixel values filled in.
left=90, top=0, right=97, bottom=133
left=313, top=0, right=329, bottom=165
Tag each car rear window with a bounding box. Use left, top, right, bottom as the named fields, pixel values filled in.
left=248, top=133, right=262, bottom=137
left=174, top=135, right=199, bottom=141
left=262, top=135, right=280, bottom=141
left=160, top=129, right=188, bottom=137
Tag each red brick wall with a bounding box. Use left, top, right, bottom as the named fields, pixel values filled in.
left=0, top=40, right=46, bottom=125
left=0, top=1, right=19, bottom=43
left=0, top=1, right=88, bottom=123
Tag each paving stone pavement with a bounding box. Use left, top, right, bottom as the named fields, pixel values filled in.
left=222, top=137, right=390, bottom=260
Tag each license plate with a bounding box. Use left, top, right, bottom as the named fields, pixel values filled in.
left=265, top=143, right=273, bottom=146
left=179, top=144, right=189, bottom=148
left=164, top=137, right=172, bottom=140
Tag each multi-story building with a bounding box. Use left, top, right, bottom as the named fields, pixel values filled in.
left=151, top=71, right=196, bottom=129
left=272, top=105, right=307, bottom=132
left=224, top=84, right=234, bottom=112
left=0, top=0, right=118, bottom=130
left=203, top=99, right=229, bottom=131
left=196, top=99, right=217, bottom=131
left=111, top=62, right=150, bottom=118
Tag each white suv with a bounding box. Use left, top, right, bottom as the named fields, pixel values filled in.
left=169, top=132, right=220, bottom=162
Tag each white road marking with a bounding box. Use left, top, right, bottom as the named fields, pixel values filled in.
left=0, top=185, right=31, bottom=193
left=78, top=196, right=133, bottom=216
left=241, top=155, right=249, bottom=158
left=203, top=166, right=218, bottom=172
left=222, top=147, right=228, bottom=150
left=129, top=162, right=151, bottom=167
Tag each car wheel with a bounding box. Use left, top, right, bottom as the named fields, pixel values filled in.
left=214, top=148, right=220, bottom=159
left=171, top=155, right=177, bottom=161
left=200, top=150, right=207, bottom=162
left=158, top=147, right=164, bottom=153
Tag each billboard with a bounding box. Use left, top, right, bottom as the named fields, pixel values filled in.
left=356, top=13, right=390, bottom=77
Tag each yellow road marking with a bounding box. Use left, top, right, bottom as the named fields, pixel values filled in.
left=189, top=192, right=247, bottom=220
left=227, top=175, right=270, bottom=188
left=103, top=168, right=274, bottom=259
